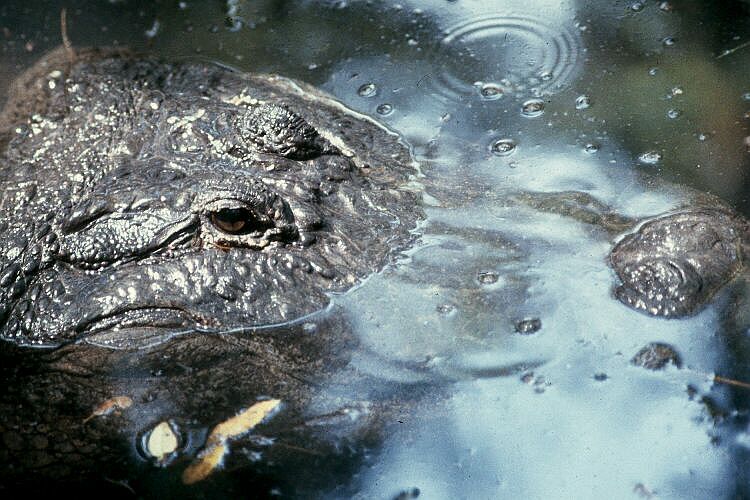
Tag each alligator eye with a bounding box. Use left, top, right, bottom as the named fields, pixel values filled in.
left=210, top=207, right=255, bottom=234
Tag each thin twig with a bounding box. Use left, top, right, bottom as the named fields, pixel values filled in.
left=713, top=374, right=750, bottom=390
left=61, top=8, right=76, bottom=64
left=275, top=441, right=325, bottom=456
left=716, top=40, right=750, bottom=60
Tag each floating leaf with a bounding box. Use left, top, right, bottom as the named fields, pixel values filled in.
left=182, top=399, right=281, bottom=485
left=146, top=421, right=179, bottom=462
left=182, top=442, right=228, bottom=485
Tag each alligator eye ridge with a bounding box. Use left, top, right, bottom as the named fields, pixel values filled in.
left=210, top=207, right=265, bottom=235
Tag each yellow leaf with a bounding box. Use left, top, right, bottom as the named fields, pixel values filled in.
left=182, top=399, right=281, bottom=485
left=182, top=442, right=227, bottom=485
left=210, top=399, right=282, bottom=443
left=146, top=421, right=179, bottom=462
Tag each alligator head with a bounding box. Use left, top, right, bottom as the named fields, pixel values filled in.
left=0, top=48, right=421, bottom=348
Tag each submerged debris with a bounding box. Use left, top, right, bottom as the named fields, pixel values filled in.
left=82, top=396, right=133, bottom=423
left=630, top=343, right=681, bottom=370
left=393, top=487, right=421, bottom=500
left=633, top=482, right=656, bottom=498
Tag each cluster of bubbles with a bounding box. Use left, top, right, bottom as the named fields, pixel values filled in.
left=481, top=93, right=594, bottom=157
left=356, top=83, right=394, bottom=116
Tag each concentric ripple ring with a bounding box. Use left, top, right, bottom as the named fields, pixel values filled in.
left=428, top=15, right=583, bottom=101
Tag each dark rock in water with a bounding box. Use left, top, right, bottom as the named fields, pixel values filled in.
left=477, top=270, right=499, bottom=285
left=394, top=487, right=422, bottom=500
left=514, top=317, right=541, bottom=334
left=0, top=47, right=421, bottom=347
left=0, top=47, right=423, bottom=494
left=630, top=342, right=681, bottom=370
left=610, top=208, right=749, bottom=318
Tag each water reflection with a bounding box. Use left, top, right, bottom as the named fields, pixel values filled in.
left=1, top=0, right=750, bottom=498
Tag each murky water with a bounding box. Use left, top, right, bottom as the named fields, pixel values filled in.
left=2, top=0, right=750, bottom=498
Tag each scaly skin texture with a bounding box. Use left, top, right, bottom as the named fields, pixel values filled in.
left=610, top=207, right=750, bottom=318
left=0, top=48, right=421, bottom=347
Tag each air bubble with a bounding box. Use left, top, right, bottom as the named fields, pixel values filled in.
left=584, top=143, right=599, bottom=154
left=436, top=303, right=456, bottom=316
left=742, top=92, right=750, bottom=101
left=630, top=2, right=644, bottom=12
left=575, top=95, right=591, bottom=110
left=521, top=98, right=545, bottom=117
left=479, top=83, right=504, bottom=100
left=357, top=83, right=377, bottom=97
left=477, top=271, right=499, bottom=285
left=145, top=20, right=161, bottom=39
left=666, top=109, right=681, bottom=119
left=490, top=138, right=517, bottom=156
left=376, top=103, right=394, bottom=115
left=662, top=37, right=676, bottom=47
left=638, top=151, right=662, bottom=165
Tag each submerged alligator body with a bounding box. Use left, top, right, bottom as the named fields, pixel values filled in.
left=0, top=47, right=421, bottom=348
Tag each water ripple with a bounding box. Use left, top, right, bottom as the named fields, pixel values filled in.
left=427, top=15, right=583, bottom=101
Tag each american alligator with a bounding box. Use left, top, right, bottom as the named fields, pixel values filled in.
left=0, top=44, right=747, bottom=495
left=0, top=47, right=422, bottom=494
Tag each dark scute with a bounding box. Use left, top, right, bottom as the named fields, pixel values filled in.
left=239, top=103, right=331, bottom=160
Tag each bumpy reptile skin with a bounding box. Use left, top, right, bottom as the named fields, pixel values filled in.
left=0, top=48, right=422, bottom=347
